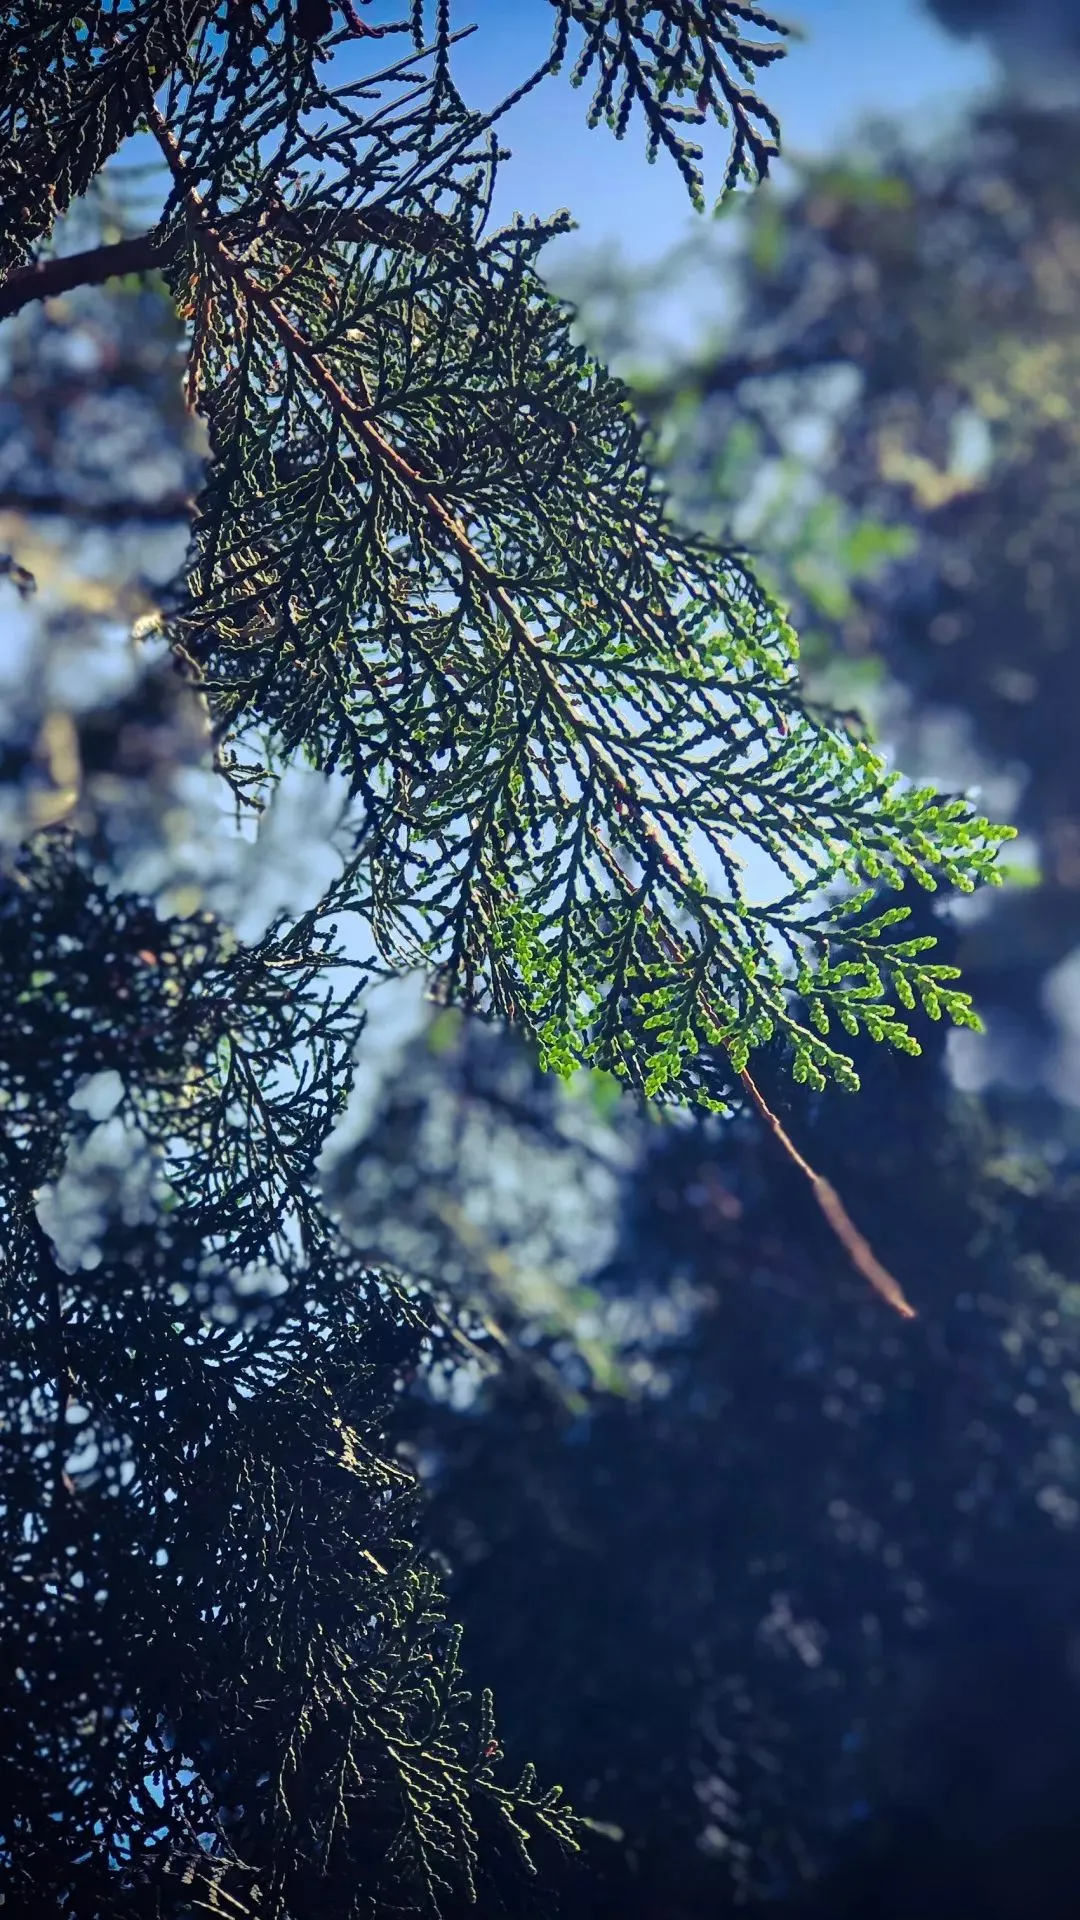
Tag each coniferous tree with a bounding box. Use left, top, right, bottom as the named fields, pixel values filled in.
left=0, top=6, right=1014, bottom=1915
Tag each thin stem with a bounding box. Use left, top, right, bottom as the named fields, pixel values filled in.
left=739, top=1067, right=916, bottom=1319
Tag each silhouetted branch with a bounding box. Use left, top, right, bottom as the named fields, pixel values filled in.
left=739, top=1067, right=917, bottom=1319
left=0, top=204, right=456, bottom=326
left=0, top=486, right=193, bottom=523
left=0, top=235, right=166, bottom=322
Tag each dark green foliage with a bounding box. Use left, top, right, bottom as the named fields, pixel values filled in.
left=0, top=836, right=581, bottom=1913
left=4, top=7, right=1013, bottom=1111
left=0, top=831, right=365, bottom=1257
left=553, top=2, right=789, bottom=200
left=0, top=4, right=201, bottom=276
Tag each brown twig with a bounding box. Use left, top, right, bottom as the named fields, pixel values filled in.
left=739, top=1066, right=916, bottom=1319
left=0, top=236, right=167, bottom=323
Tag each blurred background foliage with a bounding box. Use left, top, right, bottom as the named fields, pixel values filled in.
left=7, top=12, right=1080, bottom=1914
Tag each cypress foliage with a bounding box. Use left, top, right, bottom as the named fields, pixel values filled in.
left=0, top=6, right=1014, bottom=1915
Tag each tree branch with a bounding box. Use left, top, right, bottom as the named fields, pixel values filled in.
left=0, top=235, right=167, bottom=323
left=0, top=202, right=457, bottom=328
left=0, top=486, right=193, bottom=524
left=146, top=106, right=694, bottom=890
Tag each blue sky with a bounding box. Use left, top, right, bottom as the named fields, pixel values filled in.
left=439, top=1, right=995, bottom=262
left=117, top=5, right=996, bottom=270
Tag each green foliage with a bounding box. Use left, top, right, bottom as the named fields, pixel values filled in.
left=555, top=1, right=789, bottom=202
left=0, top=3, right=195, bottom=275
left=593, top=99, right=1080, bottom=1046
left=150, top=11, right=1008, bottom=1112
